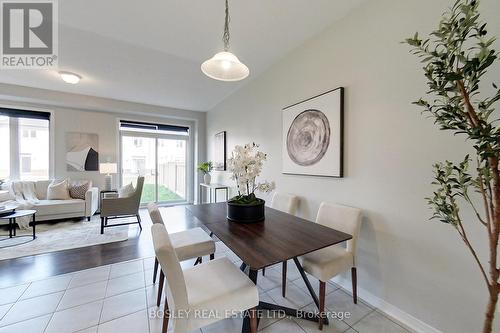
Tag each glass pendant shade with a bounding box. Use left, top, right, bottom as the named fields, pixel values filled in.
left=201, top=51, right=249, bottom=82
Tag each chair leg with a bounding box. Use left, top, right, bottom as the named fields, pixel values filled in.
left=157, top=270, right=164, bottom=307
left=249, top=307, right=257, bottom=333
left=352, top=267, right=358, bottom=304
left=282, top=261, right=287, bottom=297
left=319, top=281, right=326, bottom=330
left=136, top=214, right=143, bottom=230
left=262, top=267, right=266, bottom=276
left=153, top=257, right=159, bottom=283
left=100, top=217, right=104, bottom=234
left=162, top=296, right=170, bottom=333
left=210, top=253, right=215, bottom=260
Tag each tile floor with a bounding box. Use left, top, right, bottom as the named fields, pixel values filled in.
left=0, top=242, right=411, bottom=333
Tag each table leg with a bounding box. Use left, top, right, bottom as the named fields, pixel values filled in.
left=293, top=257, right=329, bottom=325
left=13, top=219, right=16, bottom=236
left=226, top=188, right=228, bottom=201
left=32, top=214, right=36, bottom=239
left=238, top=261, right=327, bottom=333
left=215, top=189, right=217, bottom=203
left=8, top=218, right=12, bottom=238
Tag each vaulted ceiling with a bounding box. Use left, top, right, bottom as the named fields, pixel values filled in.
left=0, top=0, right=367, bottom=111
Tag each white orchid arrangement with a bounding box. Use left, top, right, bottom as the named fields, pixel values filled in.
left=228, top=143, right=275, bottom=204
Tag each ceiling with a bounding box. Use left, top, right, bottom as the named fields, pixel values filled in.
left=0, top=0, right=367, bottom=111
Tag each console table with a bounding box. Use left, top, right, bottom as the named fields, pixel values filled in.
left=198, top=183, right=229, bottom=204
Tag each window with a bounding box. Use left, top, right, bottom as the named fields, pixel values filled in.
left=132, top=157, right=146, bottom=174
left=133, top=138, right=142, bottom=148
left=20, top=154, right=32, bottom=173
left=0, top=116, right=10, bottom=180
left=0, top=109, right=50, bottom=181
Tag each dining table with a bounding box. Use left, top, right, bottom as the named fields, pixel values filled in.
left=184, top=203, right=352, bottom=333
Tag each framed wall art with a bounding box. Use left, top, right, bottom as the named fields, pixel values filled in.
left=282, top=87, right=344, bottom=177
left=213, top=131, right=227, bottom=171
left=66, top=132, right=99, bottom=171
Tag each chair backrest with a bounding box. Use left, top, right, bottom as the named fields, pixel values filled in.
left=270, top=192, right=299, bottom=215
left=130, top=176, right=145, bottom=211
left=316, top=202, right=362, bottom=259
left=147, top=202, right=164, bottom=225
left=151, top=224, right=189, bottom=310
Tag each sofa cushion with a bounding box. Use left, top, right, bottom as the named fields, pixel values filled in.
left=35, top=180, right=52, bottom=200
left=33, top=199, right=85, bottom=216
left=47, top=180, right=71, bottom=200
left=69, top=182, right=90, bottom=200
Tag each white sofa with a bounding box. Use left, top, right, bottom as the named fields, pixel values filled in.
left=0, top=180, right=99, bottom=222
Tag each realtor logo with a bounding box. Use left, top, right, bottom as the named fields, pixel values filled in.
left=1, top=0, right=58, bottom=68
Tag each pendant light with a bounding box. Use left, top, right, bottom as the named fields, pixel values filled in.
left=201, top=0, right=249, bottom=81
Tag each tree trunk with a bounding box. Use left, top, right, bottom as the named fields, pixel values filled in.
left=483, top=288, right=499, bottom=333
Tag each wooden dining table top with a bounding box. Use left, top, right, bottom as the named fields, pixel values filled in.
left=185, top=203, right=352, bottom=270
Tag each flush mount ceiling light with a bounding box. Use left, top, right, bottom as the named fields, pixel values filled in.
left=201, top=0, right=249, bottom=81
left=59, top=71, right=81, bottom=84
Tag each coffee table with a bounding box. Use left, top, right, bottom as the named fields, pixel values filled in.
left=0, top=210, right=37, bottom=247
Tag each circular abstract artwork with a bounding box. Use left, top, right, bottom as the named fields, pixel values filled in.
left=286, top=109, right=331, bottom=166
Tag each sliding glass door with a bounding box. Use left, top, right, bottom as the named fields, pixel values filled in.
left=121, top=135, right=157, bottom=204
left=157, top=138, right=186, bottom=202
left=120, top=122, right=189, bottom=205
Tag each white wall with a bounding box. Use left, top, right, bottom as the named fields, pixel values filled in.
left=206, top=0, right=500, bottom=332
left=0, top=84, right=206, bottom=203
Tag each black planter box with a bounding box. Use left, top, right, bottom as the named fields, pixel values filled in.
left=227, top=199, right=265, bottom=223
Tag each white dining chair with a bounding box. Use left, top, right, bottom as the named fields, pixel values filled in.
left=270, top=192, right=299, bottom=216
left=299, top=202, right=362, bottom=330
left=267, top=192, right=299, bottom=296
left=151, top=224, right=259, bottom=333
left=147, top=203, right=215, bottom=307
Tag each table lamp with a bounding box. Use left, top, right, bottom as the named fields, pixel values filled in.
left=100, top=163, right=117, bottom=191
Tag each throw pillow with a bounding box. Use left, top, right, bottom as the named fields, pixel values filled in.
left=118, top=183, right=135, bottom=198
left=47, top=179, right=71, bottom=200
left=69, top=182, right=90, bottom=200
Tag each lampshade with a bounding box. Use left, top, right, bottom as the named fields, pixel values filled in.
left=100, top=163, right=117, bottom=174
left=201, top=51, right=249, bottom=82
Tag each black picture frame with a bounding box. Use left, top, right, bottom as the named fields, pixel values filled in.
left=214, top=131, right=227, bottom=171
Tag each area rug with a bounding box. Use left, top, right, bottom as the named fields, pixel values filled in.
left=0, top=219, right=129, bottom=260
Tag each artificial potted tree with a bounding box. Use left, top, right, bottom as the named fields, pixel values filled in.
left=404, top=1, right=499, bottom=332
left=197, top=161, right=213, bottom=185
left=227, top=143, right=275, bottom=223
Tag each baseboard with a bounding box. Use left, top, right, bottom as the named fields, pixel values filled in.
left=331, top=276, right=442, bottom=333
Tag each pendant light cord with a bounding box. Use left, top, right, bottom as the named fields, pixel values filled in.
left=223, top=0, right=231, bottom=51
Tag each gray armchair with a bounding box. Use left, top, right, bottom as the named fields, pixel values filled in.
left=100, top=176, right=144, bottom=234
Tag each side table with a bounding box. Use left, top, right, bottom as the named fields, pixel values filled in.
left=0, top=210, right=37, bottom=247
left=100, top=190, right=118, bottom=210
